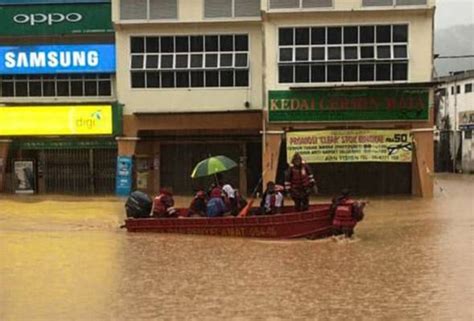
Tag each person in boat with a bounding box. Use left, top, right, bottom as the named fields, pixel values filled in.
left=188, top=190, right=207, bottom=217
left=260, top=181, right=284, bottom=215
left=284, top=153, right=317, bottom=211
left=331, top=188, right=365, bottom=238
left=151, top=187, right=177, bottom=218
left=206, top=186, right=226, bottom=217
left=222, top=182, right=240, bottom=215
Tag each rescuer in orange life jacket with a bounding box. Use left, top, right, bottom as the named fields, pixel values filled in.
left=284, top=153, right=317, bottom=211
left=330, top=188, right=365, bottom=238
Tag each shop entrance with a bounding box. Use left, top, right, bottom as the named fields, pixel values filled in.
left=277, top=140, right=412, bottom=196
left=7, top=148, right=116, bottom=194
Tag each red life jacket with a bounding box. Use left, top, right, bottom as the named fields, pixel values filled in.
left=285, top=164, right=314, bottom=190
left=153, top=193, right=174, bottom=217
left=332, top=199, right=358, bottom=228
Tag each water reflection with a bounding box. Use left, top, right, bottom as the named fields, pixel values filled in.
left=0, top=174, right=473, bottom=320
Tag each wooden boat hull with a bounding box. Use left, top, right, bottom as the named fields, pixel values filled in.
left=124, top=204, right=334, bottom=239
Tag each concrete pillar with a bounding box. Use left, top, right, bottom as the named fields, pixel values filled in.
left=262, top=132, right=283, bottom=188
left=0, top=139, right=12, bottom=193
left=412, top=129, right=434, bottom=197
left=116, top=137, right=139, bottom=156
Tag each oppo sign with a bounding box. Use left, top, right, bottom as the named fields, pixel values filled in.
left=13, top=12, right=83, bottom=26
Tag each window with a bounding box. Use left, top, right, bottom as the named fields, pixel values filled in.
left=130, top=34, right=249, bottom=88
left=465, top=130, right=472, bottom=140
left=278, top=24, right=408, bottom=83
left=121, top=0, right=177, bottom=20
left=465, top=83, right=472, bottom=93
left=363, top=0, right=427, bottom=6
left=457, top=85, right=461, bottom=94
left=269, top=0, right=332, bottom=9
left=205, top=0, right=260, bottom=18
left=0, top=74, right=112, bottom=97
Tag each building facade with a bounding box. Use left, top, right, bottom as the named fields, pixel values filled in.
left=0, top=0, right=119, bottom=194
left=436, top=70, right=474, bottom=173
left=113, top=0, right=435, bottom=197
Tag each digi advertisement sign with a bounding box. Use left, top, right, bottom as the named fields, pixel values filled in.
left=0, top=44, right=115, bottom=74
left=0, top=105, right=113, bottom=136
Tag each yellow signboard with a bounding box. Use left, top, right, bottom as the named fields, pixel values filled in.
left=287, top=130, right=413, bottom=163
left=0, top=105, right=112, bottom=136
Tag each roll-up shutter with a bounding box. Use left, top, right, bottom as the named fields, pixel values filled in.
left=150, top=0, right=178, bottom=19
left=204, top=0, right=233, bottom=18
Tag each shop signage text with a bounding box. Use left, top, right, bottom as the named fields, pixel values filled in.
left=269, top=89, right=429, bottom=122
left=0, top=4, right=113, bottom=36
left=0, top=105, right=113, bottom=136
left=0, top=44, right=115, bottom=74
left=287, top=130, right=413, bottom=163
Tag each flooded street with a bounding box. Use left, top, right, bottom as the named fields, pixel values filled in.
left=0, top=174, right=473, bottom=321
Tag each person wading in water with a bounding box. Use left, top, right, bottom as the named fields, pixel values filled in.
left=284, top=153, right=317, bottom=211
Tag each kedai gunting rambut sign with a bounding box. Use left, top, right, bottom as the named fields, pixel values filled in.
left=268, top=89, right=429, bottom=122
left=0, top=44, right=115, bottom=74
left=0, top=3, right=112, bottom=36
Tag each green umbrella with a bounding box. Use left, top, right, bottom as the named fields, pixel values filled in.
left=191, top=155, right=238, bottom=178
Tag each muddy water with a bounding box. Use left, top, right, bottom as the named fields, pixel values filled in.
left=0, top=174, right=473, bottom=321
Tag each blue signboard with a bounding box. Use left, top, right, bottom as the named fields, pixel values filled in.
left=0, top=0, right=109, bottom=4
left=116, top=156, right=133, bottom=197
left=0, top=44, right=115, bottom=74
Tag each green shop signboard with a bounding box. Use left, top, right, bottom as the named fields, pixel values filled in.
left=0, top=3, right=113, bottom=36
left=268, top=89, right=429, bottom=122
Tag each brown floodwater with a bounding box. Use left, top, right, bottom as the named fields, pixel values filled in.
left=0, top=174, right=473, bottom=321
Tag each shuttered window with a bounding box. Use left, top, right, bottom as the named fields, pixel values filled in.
left=269, top=0, right=332, bottom=9
left=120, top=0, right=177, bottom=20
left=204, top=0, right=260, bottom=18
left=363, top=0, right=427, bottom=6
left=150, top=0, right=178, bottom=19
left=121, top=0, right=147, bottom=20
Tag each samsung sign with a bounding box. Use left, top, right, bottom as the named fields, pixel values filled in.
left=0, top=44, right=115, bottom=74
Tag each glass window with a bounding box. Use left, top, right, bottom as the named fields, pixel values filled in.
left=312, top=47, right=325, bottom=61
left=376, top=25, right=391, bottom=43
left=279, top=28, right=294, bottom=46
left=295, top=65, right=310, bottom=83
left=328, top=27, right=342, bottom=44
left=205, top=36, right=219, bottom=51
left=328, top=47, right=341, bottom=60
left=175, top=36, right=189, bottom=52
left=295, top=28, right=310, bottom=45
left=295, top=48, right=309, bottom=61
left=161, top=37, right=174, bottom=52
left=279, top=65, right=294, bottom=83
left=327, top=64, right=342, bottom=82
left=280, top=48, right=293, bottom=62
left=376, top=63, right=391, bottom=80
left=146, top=72, right=160, bottom=88
left=344, top=27, right=358, bottom=44
left=220, top=35, right=234, bottom=51
left=344, top=64, right=358, bottom=82
left=146, top=37, right=159, bottom=53
left=311, top=27, right=326, bottom=45
left=311, top=65, right=325, bottom=82
left=131, top=37, right=145, bottom=53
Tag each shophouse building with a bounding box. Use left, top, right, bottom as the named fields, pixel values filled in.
left=114, top=0, right=435, bottom=197
left=436, top=70, right=474, bottom=173
left=0, top=0, right=119, bottom=194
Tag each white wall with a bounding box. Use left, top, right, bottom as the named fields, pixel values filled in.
left=115, top=23, right=263, bottom=115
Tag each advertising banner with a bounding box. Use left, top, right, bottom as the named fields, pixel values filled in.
left=0, top=105, right=113, bottom=136
left=287, top=130, right=413, bottom=163
left=116, top=156, right=132, bottom=197
left=269, top=89, right=429, bottom=122
left=14, top=160, right=36, bottom=194
left=0, top=3, right=113, bottom=36
left=0, top=44, right=115, bottom=74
